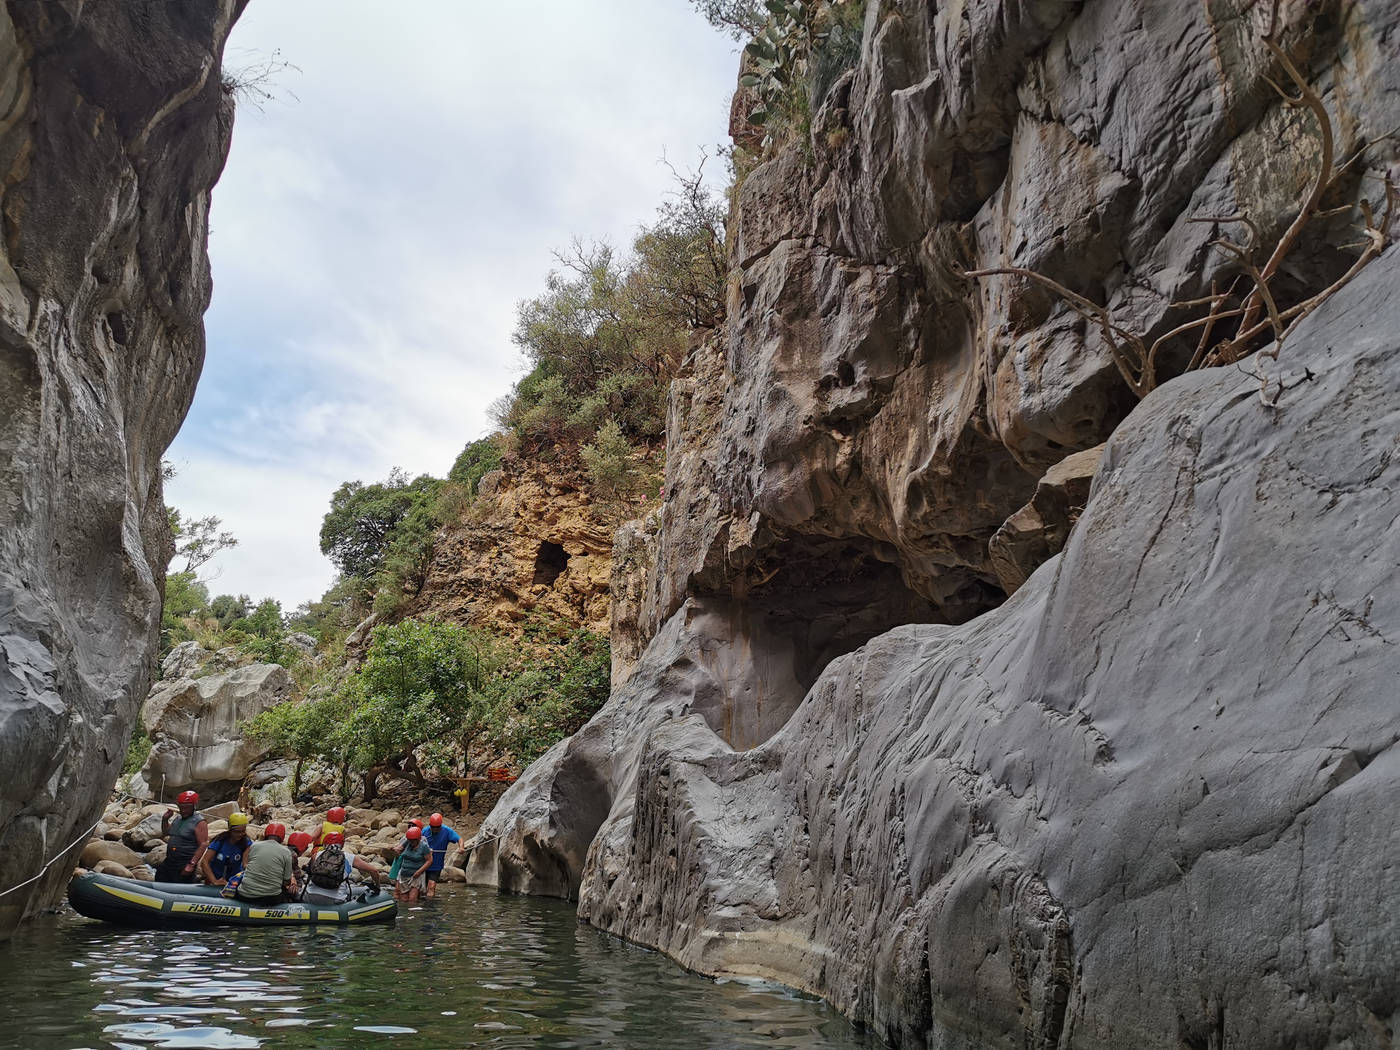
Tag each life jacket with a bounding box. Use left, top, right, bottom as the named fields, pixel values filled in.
left=167, top=812, right=204, bottom=856
left=206, top=832, right=246, bottom=880
left=307, top=843, right=347, bottom=889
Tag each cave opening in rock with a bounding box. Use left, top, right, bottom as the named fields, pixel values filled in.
left=532, top=541, right=570, bottom=587
left=686, top=537, right=948, bottom=751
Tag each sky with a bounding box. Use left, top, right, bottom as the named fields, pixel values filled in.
left=164, top=1, right=740, bottom=609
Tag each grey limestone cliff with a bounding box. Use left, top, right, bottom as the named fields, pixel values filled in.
left=0, top=0, right=243, bottom=935
left=470, top=0, right=1400, bottom=1046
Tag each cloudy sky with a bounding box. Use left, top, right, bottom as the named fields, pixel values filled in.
left=164, top=1, right=740, bottom=609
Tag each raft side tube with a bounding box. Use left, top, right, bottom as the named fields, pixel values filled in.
left=67, top=872, right=397, bottom=927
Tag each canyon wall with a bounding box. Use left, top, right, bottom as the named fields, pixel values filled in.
left=0, top=0, right=243, bottom=936
left=470, top=0, right=1400, bottom=1045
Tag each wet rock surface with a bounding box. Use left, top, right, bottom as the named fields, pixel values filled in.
left=474, top=0, right=1400, bottom=1045
left=0, top=0, right=242, bottom=934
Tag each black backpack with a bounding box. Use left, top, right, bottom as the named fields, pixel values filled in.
left=308, top=843, right=346, bottom=889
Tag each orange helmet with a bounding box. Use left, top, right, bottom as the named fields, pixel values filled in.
left=405, top=826, right=422, bottom=841
left=428, top=812, right=443, bottom=828
left=263, top=823, right=286, bottom=841
left=322, top=831, right=345, bottom=846
left=287, top=831, right=313, bottom=854
left=327, top=806, right=346, bottom=824
left=177, top=791, right=199, bottom=805
left=408, top=818, right=424, bottom=829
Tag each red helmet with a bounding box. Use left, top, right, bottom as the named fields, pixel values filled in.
left=263, top=823, right=286, bottom=841
left=322, top=830, right=345, bottom=846
left=287, top=831, right=313, bottom=854
left=409, top=818, right=424, bottom=829
left=177, top=791, right=199, bottom=805
left=327, top=806, right=346, bottom=823
left=405, top=826, right=422, bottom=841
left=428, top=812, right=443, bottom=828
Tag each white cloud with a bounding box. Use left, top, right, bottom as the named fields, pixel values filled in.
left=167, top=1, right=739, bottom=607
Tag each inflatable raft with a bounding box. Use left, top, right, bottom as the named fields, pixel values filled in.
left=68, top=872, right=397, bottom=927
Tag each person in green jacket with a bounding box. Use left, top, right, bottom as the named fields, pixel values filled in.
left=394, top=826, right=433, bottom=904
left=234, top=823, right=299, bottom=905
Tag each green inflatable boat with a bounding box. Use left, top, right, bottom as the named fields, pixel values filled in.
left=68, top=872, right=397, bottom=927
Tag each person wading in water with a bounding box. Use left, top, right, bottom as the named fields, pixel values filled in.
left=155, top=791, right=208, bottom=883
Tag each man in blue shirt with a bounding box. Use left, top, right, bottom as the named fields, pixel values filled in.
left=421, top=812, right=460, bottom=899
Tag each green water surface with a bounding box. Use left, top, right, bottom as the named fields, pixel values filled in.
left=0, top=885, right=879, bottom=1049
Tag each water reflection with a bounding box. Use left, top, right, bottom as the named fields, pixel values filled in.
left=0, top=887, right=877, bottom=1049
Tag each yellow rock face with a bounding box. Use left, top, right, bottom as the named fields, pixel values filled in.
left=409, top=462, right=651, bottom=639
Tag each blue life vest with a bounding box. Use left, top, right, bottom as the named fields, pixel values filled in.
left=207, top=833, right=247, bottom=880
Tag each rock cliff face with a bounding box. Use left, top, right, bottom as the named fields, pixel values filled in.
left=471, top=0, right=1400, bottom=1045
left=408, top=465, right=625, bottom=638
left=0, top=0, right=242, bottom=935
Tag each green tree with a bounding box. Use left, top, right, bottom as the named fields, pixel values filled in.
left=580, top=419, right=637, bottom=501
left=209, top=593, right=252, bottom=629
left=169, top=510, right=238, bottom=574
left=490, top=629, right=611, bottom=766
left=160, top=570, right=209, bottom=651
left=340, top=619, right=504, bottom=803
left=319, top=468, right=439, bottom=581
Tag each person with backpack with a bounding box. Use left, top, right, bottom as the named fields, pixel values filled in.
left=198, top=812, right=251, bottom=887
left=394, top=826, right=433, bottom=903
left=386, top=819, right=425, bottom=883
left=155, top=791, right=208, bottom=883
left=421, top=812, right=461, bottom=899
left=302, top=831, right=384, bottom=904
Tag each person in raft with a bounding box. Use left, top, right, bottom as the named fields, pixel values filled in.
left=234, top=823, right=299, bottom=905
left=198, top=812, right=251, bottom=887
left=302, top=830, right=384, bottom=904
left=394, top=826, right=433, bottom=903
left=155, top=791, right=208, bottom=883
left=286, top=830, right=315, bottom=884
left=311, top=805, right=347, bottom=854
left=421, top=812, right=461, bottom=898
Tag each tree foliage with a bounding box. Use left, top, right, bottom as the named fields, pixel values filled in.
left=168, top=510, right=239, bottom=574
left=319, top=468, right=439, bottom=581
left=497, top=166, right=727, bottom=462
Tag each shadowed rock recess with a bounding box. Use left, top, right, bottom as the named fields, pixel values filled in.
left=470, top=1, right=1400, bottom=1046
left=0, top=0, right=243, bottom=935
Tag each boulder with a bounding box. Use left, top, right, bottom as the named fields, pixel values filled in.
left=129, top=866, right=154, bottom=882
left=284, top=632, right=317, bottom=656
left=160, top=641, right=207, bottom=681
left=0, top=0, right=243, bottom=936
left=144, top=844, right=166, bottom=867
left=102, top=827, right=124, bottom=842
left=79, top=841, right=144, bottom=870
left=244, top=759, right=293, bottom=789
left=200, top=801, right=240, bottom=823
left=988, top=444, right=1105, bottom=595
left=121, top=814, right=165, bottom=849
left=373, top=810, right=402, bottom=830
left=92, top=860, right=132, bottom=879
left=139, top=663, right=293, bottom=797
left=436, top=866, right=466, bottom=884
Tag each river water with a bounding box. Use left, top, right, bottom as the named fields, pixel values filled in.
left=0, top=885, right=878, bottom=1049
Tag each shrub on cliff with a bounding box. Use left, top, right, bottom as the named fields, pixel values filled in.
left=319, top=468, right=439, bottom=581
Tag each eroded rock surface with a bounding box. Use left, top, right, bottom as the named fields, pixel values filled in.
left=0, top=0, right=242, bottom=934
left=140, top=663, right=293, bottom=798
left=473, top=0, right=1400, bottom=1044
left=410, top=464, right=624, bottom=637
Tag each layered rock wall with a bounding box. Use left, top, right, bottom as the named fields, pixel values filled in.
left=0, top=0, right=242, bottom=935
left=472, top=0, right=1400, bottom=1045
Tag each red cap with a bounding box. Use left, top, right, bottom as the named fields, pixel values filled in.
left=287, top=831, right=313, bottom=854
left=405, top=827, right=422, bottom=841
left=177, top=791, right=199, bottom=805
left=263, top=823, right=286, bottom=841
left=327, top=806, right=346, bottom=824
left=409, top=818, right=424, bottom=829
left=428, top=812, right=443, bottom=828
left=322, top=831, right=345, bottom=846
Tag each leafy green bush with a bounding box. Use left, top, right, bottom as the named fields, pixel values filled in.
left=492, top=630, right=611, bottom=766
left=122, top=722, right=152, bottom=776
left=448, top=435, right=504, bottom=495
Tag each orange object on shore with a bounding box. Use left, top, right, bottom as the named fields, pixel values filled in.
left=486, top=767, right=516, bottom=783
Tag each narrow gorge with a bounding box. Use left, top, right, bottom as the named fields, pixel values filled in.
left=0, top=1, right=1397, bottom=1048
